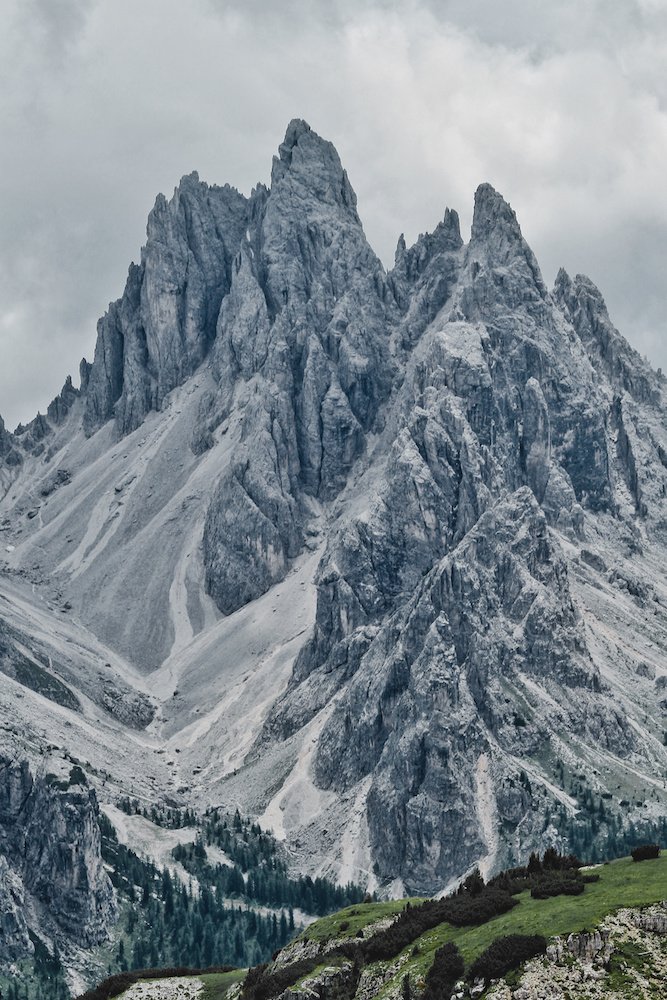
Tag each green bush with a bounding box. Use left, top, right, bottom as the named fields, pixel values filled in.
left=423, top=942, right=464, bottom=1000
left=631, top=844, right=661, bottom=862
left=468, top=935, right=547, bottom=982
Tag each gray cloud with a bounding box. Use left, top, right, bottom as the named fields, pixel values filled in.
left=2, top=0, right=667, bottom=427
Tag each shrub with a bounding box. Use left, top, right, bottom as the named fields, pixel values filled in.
left=631, top=844, right=661, bottom=862
left=361, top=889, right=517, bottom=962
left=468, top=935, right=547, bottom=982
left=458, top=868, right=484, bottom=896
left=243, top=958, right=322, bottom=1000
left=423, top=942, right=464, bottom=1000
left=542, top=848, right=581, bottom=870
left=530, top=874, right=585, bottom=899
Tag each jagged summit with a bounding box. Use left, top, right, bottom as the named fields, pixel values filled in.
left=471, top=181, right=521, bottom=238
left=271, top=117, right=360, bottom=214
left=1, top=120, right=667, bottom=911
left=277, top=117, right=312, bottom=158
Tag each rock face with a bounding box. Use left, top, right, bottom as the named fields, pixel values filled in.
left=202, top=120, right=393, bottom=613
left=546, top=928, right=612, bottom=965
left=2, top=120, right=667, bottom=897
left=84, top=174, right=250, bottom=437
left=0, top=757, right=115, bottom=961
left=0, top=855, right=32, bottom=963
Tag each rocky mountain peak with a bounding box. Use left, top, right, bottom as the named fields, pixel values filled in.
left=3, top=121, right=667, bottom=912
left=460, top=182, right=548, bottom=321
left=0, top=414, right=21, bottom=471
left=554, top=267, right=660, bottom=405
left=270, top=118, right=359, bottom=217
left=553, top=265, right=574, bottom=300
left=468, top=183, right=544, bottom=285
left=470, top=182, right=521, bottom=241
left=277, top=117, right=313, bottom=160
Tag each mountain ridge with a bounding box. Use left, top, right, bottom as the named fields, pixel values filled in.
left=0, top=119, right=666, bottom=923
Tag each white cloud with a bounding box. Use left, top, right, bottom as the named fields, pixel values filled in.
left=1, top=0, right=666, bottom=426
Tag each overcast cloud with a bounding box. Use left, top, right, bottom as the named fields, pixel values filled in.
left=2, top=0, right=667, bottom=427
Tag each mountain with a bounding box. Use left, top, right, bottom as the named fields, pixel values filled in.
left=1, top=118, right=667, bottom=966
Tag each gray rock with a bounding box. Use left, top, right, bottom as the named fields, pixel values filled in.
left=546, top=928, right=612, bottom=965
left=0, top=415, right=21, bottom=468
left=3, top=119, right=667, bottom=899
left=633, top=906, right=667, bottom=935
left=0, top=855, right=32, bottom=963
left=84, top=175, right=250, bottom=436
left=554, top=268, right=659, bottom=405
left=203, top=120, right=393, bottom=612
left=46, top=375, right=79, bottom=426
left=0, top=758, right=115, bottom=954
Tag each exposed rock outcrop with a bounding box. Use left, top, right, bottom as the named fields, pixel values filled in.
left=84, top=174, right=250, bottom=436
left=489, top=905, right=667, bottom=999
left=0, top=855, right=32, bottom=963
left=203, top=120, right=394, bottom=613
left=0, top=757, right=115, bottom=958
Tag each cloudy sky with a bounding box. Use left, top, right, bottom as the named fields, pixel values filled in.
left=2, top=0, right=667, bottom=428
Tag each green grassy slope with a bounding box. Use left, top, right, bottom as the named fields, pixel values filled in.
left=301, top=899, right=421, bottom=943
left=356, top=855, right=667, bottom=992
left=108, top=854, right=667, bottom=999
left=200, top=969, right=247, bottom=999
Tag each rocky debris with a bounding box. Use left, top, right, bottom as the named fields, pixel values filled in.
left=272, top=937, right=329, bottom=970
left=0, top=611, right=157, bottom=726
left=0, top=618, right=82, bottom=712
left=121, top=977, right=203, bottom=999
left=485, top=904, right=667, bottom=999
left=39, top=467, right=72, bottom=497
left=99, top=678, right=155, bottom=729
left=355, top=960, right=408, bottom=1000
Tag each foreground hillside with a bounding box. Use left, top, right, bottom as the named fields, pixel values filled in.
left=83, top=853, right=667, bottom=1000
